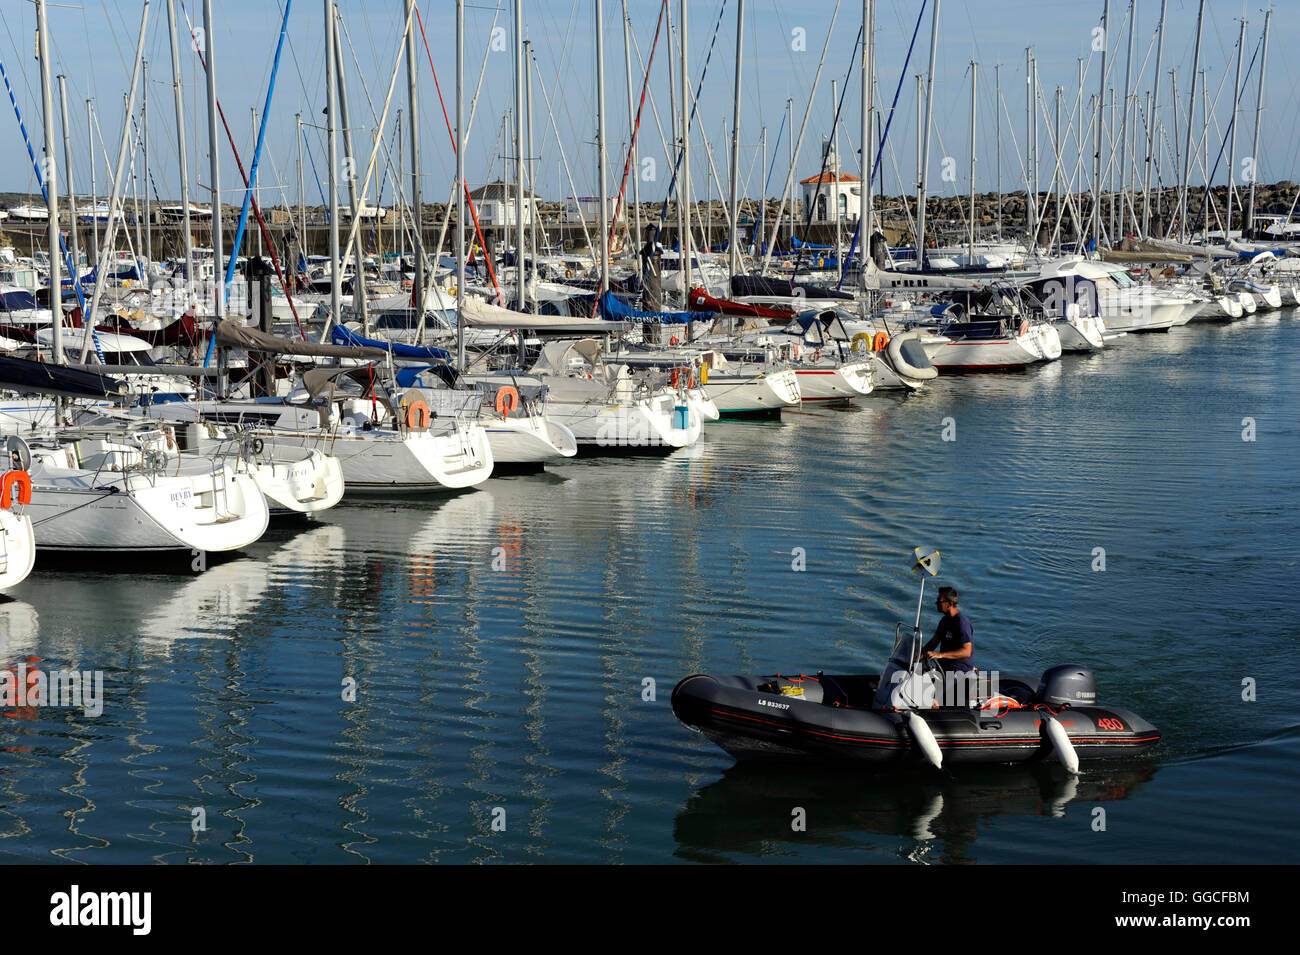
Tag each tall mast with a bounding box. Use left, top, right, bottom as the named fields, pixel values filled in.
left=995, top=64, right=1002, bottom=236
left=456, top=0, right=465, bottom=369
left=325, top=0, right=341, bottom=333
left=57, top=75, right=79, bottom=295
left=622, top=0, right=641, bottom=280
left=514, top=0, right=525, bottom=307
left=728, top=0, right=745, bottom=278
left=1118, top=0, right=1134, bottom=238
left=860, top=0, right=873, bottom=299
left=142, top=59, right=151, bottom=265
left=526, top=39, right=537, bottom=295
left=86, top=100, right=99, bottom=266
left=297, top=112, right=305, bottom=258
left=1142, top=0, right=1166, bottom=237
left=332, top=10, right=368, bottom=332
left=679, top=0, right=691, bottom=293
left=1246, top=10, right=1270, bottom=237
left=404, top=0, right=425, bottom=312
left=36, top=0, right=62, bottom=363
left=1093, top=0, right=1109, bottom=248
left=165, top=0, right=192, bottom=283
left=1025, top=47, right=1034, bottom=244
left=832, top=80, right=840, bottom=262
left=916, top=0, right=940, bottom=269
left=596, top=0, right=610, bottom=295
left=1227, top=16, right=1246, bottom=237
left=204, top=0, right=223, bottom=335
left=1178, top=0, right=1205, bottom=241
left=969, top=61, right=977, bottom=262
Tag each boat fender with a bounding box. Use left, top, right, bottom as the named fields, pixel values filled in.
left=1043, top=715, right=1080, bottom=775
left=699, top=363, right=708, bottom=385
left=0, top=470, right=32, bottom=509
left=495, top=385, right=520, bottom=418
left=907, top=711, right=943, bottom=770
left=163, top=425, right=177, bottom=451
left=405, top=400, right=432, bottom=431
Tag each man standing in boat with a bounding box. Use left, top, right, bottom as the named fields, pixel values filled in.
left=923, top=587, right=974, bottom=674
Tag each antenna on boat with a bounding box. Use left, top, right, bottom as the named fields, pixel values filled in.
left=910, top=547, right=941, bottom=637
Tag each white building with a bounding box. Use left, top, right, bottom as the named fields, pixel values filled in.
left=470, top=181, right=538, bottom=227
left=799, top=145, right=861, bottom=223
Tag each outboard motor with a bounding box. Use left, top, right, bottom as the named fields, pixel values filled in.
left=870, top=231, right=889, bottom=269
left=1036, top=665, right=1097, bottom=706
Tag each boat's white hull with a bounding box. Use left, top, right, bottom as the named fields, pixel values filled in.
left=481, top=415, right=578, bottom=465
left=310, top=426, right=494, bottom=492
left=927, top=324, right=1061, bottom=370
left=1052, top=316, right=1106, bottom=351
left=246, top=447, right=345, bottom=515
left=704, top=369, right=801, bottom=414
left=794, top=359, right=874, bottom=400
left=545, top=394, right=701, bottom=451
left=0, top=508, right=35, bottom=589
left=25, top=464, right=269, bottom=552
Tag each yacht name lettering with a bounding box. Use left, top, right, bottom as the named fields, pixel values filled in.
left=170, top=489, right=193, bottom=506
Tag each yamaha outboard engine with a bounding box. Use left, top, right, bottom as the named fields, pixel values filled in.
left=1037, top=665, right=1097, bottom=706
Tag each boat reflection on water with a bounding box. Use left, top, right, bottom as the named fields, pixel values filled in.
left=0, top=598, right=39, bottom=661
left=672, top=761, right=1157, bottom=864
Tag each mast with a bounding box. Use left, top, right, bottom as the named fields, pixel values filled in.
left=1025, top=47, right=1034, bottom=245
left=1178, top=0, right=1205, bottom=241
left=1118, top=0, right=1134, bottom=238
left=165, top=0, right=192, bottom=285
left=57, top=75, right=78, bottom=298
left=622, top=0, right=641, bottom=279
left=142, top=59, right=151, bottom=265
left=679, top=0, right=690, bottom=293
left=832, top=80, right=840, bottom=263
left=969, top=62, right=977, bottom=262
left=526, top=38, right=537, bottom=297
left=86, top=100, right=99, bottom=266
left=405, top=0, right=425, bottom=313
left=325, top=0, right=341, bottom=334
left=204, top=0, right=223, bottom=342
left=995, top=63, right=1002, bottom=236
left=297, top=112, right=305, bottom=261
left=860, top=0, right=872, bottom=298
left=1246, top=10, right=1270, bottom=237
left=456, top=0, right=465, bottom=369
left=36, top=0, right=61, bottom=363
left=514, top=0, right=525, bottom=308
left=915, top=0, right=940, bottom=269
left=1227, top=16, right=1246, bottom=237
left=596, top=0, right=610, bottom=295
left=1093, top=0, right=1108, bottom=248
left=332, top=10, right=368, bottom=332
left=728, top=0, right=745, bottom=278
left=1142, top=0, right=1166, bottom=237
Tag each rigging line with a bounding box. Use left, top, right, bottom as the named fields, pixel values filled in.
left=836, top=0, right=928, bottom=287
left=186, top=9, right=307, bottom=340
left=0, top=55, right=102, bottom=359
left=414, top=1, right=503, bottom=304
left=593, top=0, right=668, bottom=315
left=653, top=0, right=730, bottom=236
left=791, top=25, right=861, bottom=279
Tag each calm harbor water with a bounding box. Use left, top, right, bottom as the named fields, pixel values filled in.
left=1, top=312, right=1297, bottom=864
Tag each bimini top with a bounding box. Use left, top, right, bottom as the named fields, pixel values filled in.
left=530, top=338, right=604, bottom=376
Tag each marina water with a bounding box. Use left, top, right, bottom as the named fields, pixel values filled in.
left=1, top=313, right=1295, bottom=864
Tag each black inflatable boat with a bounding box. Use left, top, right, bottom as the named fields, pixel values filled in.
left=672, top=619, right=1160, bottom=770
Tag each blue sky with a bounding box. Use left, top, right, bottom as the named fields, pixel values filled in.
left=1, top=0, right=1295, bottom=208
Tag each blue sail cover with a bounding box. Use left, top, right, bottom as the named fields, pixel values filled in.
left=790, top=236, right=833, bottom=250
left=330, top=324, right=451, bottom=361
left=598, top=290, right=699, bottom=325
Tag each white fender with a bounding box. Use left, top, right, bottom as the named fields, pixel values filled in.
left=1044, top=715, right=1080, bottom=775
left=907, top=711, right=943, bottom=770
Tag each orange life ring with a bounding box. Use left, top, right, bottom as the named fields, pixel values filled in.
left=1018, top=319, right=1030, bottom=337
left=872, top=331, right=890, bottom=352
left=495, top=385, right=520, bottom=417
left=0, top=470, right=31, bottom=508
left=670, top=369, right=681, bottom=389
left=405, top=400, right=431, bottom=430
